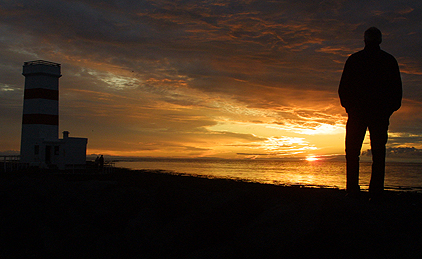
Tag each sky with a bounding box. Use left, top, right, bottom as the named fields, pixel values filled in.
left=1, top=0, right=422, bottom=160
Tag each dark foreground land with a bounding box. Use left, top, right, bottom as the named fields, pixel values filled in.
left=1, top=168, right=421, bottom=258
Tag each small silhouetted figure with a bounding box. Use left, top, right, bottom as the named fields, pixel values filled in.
left=95, top=156, right=100, bottom=168
left=99, top=155, right=104, bottom=171
left=338, top=27, right=402, bottom=197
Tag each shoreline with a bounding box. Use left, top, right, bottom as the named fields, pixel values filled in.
left=113, top=159, right=422, bottom=193
left=1, top=168, right=422, bottom=258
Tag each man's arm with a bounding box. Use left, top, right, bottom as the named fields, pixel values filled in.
left=390, top=58, right=402, bottom=112
left=338, top=57, right=354, bottom=113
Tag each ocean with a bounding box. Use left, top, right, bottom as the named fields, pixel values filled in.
left=114, top=158, right=422, bottom=192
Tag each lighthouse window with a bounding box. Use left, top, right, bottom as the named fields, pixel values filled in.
left=54, top=146, right=60, bottom=155
left=34, top=145, right=39, bottom=155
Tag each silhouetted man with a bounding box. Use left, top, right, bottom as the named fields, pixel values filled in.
left=338, top=27, right=402, bottom=198
left=99, top=155, right=104, bottom=171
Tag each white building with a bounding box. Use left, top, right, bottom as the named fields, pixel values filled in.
left=20, top=60, right=88, bottom=170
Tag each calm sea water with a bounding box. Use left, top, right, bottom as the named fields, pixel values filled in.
left=114, top=159, right=422, bottom=192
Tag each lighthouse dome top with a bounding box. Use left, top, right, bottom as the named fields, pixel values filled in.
left=23, top=60, right=61, bottom=77
left=24, top=60, right=61, bottom=67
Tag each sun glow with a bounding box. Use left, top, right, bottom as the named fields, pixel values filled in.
left=305, top=156, right=320, bottom=161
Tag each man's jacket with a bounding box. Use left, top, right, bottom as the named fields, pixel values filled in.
left=338, top=45, right=402, bottom=116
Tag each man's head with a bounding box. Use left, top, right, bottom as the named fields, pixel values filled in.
left=364, top=27, right=382, bottom=46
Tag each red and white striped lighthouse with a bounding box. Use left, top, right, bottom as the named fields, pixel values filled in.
left=20, top=60, right=61, bottom=164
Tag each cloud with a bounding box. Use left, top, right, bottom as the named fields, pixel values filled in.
left=1, top=0, right=422, bottom=157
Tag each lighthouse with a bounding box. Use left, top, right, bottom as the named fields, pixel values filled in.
left=20, top=60, right=87, bottom=169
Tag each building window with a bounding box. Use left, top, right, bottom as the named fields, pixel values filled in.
left=34, top=145, right=39, bottom=155
left=54, top=146, right=60, bottom=155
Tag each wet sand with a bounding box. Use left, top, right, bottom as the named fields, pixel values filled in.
left=1, top=168, right=421, bottom=258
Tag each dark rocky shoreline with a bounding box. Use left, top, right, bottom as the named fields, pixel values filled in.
left=1, top=168, right=421, bottom=258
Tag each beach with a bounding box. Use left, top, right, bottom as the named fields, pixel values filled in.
left=1, top=168, right=421, bottom=258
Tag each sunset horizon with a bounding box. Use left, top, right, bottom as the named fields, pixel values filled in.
left=1, top=1, right=421, bottom=161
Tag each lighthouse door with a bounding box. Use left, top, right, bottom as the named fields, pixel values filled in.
left=45, top=145, right=51, bottom=164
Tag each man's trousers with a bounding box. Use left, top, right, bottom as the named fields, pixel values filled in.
left=345, top=114, right=390, bottom=195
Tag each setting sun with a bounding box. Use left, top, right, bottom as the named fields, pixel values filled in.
left=305, top=156, right=320, bottom=162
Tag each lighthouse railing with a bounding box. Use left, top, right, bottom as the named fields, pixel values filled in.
left=0, top=155, right=28, bottom=173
